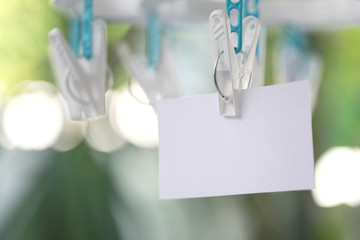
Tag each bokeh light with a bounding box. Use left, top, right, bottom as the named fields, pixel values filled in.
left=312, top=147, right=360, bottom=208
left=52, top=94, right=84, bottom=152
left=2, top=81, right=64, bottom=151
left=0, top=80, right=7, bottom=149
left=84, top=92, right=126, bottom=152
left=0, top=80, right=6, bottom=108
left=109, top=84, right=159, bottom=149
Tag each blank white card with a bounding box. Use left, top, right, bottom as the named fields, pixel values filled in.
left=157, top=81, right=315, bottom=199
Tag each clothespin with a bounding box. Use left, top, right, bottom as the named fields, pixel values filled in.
left=49, top=0, right=108, bottom=121
left=244, top=0, right=260, bottom=56
left=117, top=0, right=178, bottom=109
left=209, top=1, right=261, bottom=117
left=55, top=0, right=93, bottom=60
left=117, top=41, right=178, bottom=109
left=243, top=0, right=266, bottom=87
left=278, top=26, right=311, bottom=83
left=277, top=26, right=323, bottom=111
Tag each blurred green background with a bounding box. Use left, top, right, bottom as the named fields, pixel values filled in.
left=1, top=0, right=360, bottom=240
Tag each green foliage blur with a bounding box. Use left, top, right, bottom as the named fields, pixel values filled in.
left=0, top=0, right=129, bottom=94
left=1, top=1, right=360, bottom=240
left=0, top=145, right=120, bottom=240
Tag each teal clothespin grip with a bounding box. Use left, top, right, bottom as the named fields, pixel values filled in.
left=147, top=11, right=160, bottom=69
left=244, top=0, right=259, bottom=18
left=226, top=0, right=243, bottom=54
left=284, top=26, right=310, bottom=53
left=82, top=0, right=93, bottom=60
left=69, top=16, right=81, bottom=56
left=282, top=26, right=311, bottom=82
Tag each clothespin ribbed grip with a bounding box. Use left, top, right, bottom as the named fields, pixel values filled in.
left=226, top=0, right=243, bottom=54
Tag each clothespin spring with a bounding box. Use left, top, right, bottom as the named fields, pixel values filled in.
left=213, top=51, right=253, bottom=102
left=213, top=50, right=229, bottom=102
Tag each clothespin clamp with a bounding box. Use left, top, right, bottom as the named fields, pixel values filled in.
left=49, top=0, right=108, bottom=121
left=117, top=0, right=178, bottom=110
left=277, top=26, right=323, bottom=111
left=209, top=2, right=261, bottom=117
left=117, top=41, right=178, bottom=109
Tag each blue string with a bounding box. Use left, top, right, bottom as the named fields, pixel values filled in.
left=147, top=12, right=160, bottom=68
left=284, top=26, right=310, bottom=53
left=69, top=16, right=81, bottom=57
left=226, top=0, right=243, bottom=54
left=82, top=0, right=93, bottom=60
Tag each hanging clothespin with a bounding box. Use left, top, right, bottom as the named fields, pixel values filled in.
left=117, top=41, right=178, bottom=109
left=278, top=26, right=311, bottom=84
left=243, top=0, right=266, bottom=88
left=244, top=0, right=260, bottom=56
left=117, top=0, right=178, bottom=109
left=209, top=0, right=261, bottom=117
left=276, top=26, right=323, bottom=112
left=49, top=0, right=108, bottom=121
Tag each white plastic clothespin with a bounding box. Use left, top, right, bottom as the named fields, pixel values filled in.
left=117, top=0, right=178, bottom=110
left=117, top=42, right=178, bottom=110
left=48, top=19, right=108, bottom=120
left=210, top=9, right=261, bottom=117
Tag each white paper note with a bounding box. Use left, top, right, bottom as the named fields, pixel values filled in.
left=157, top=81, right=315, bottom=199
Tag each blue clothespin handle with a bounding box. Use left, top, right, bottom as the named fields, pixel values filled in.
left=226, top=0, right=243, bottom=54
left=147, top=12, right=160, bottom=68
left=69, top=16, right=81, bottom=57
left=82, top=0, right=93, bottom=60
left=244, top=0, right=259, bottom=18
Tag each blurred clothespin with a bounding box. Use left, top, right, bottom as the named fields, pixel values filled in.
left=117, top=0, right=178, bottom=109
left=209, top=0, right=261, bottom=117
left=117, top=41, right=178, bottom=110
left=244, top=0, right=266, bottom=87
left=277, top=26, right=323, bottom=111
left=49, top=0, right=109, bottom=121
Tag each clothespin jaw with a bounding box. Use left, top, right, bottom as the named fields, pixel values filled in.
left=210, top=10, right=239, bottom=117
left=49, top=19, right=108, bottom=121
left=210, top=9, right=261, bottom=117
left=238, top=16, right=261, bottom=89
